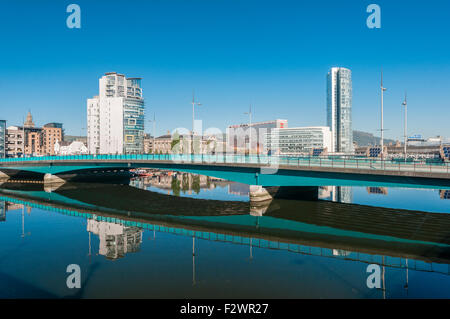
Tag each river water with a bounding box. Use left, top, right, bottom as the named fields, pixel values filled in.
left=0, top=171, right=449, bottom=298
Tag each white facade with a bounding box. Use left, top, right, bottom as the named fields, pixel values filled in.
left=87, top=97, right=100, bottom=154
left=87, top=219, right=142, bottom=260
left=87, top=72, right=145, bottom=155
left=264, top=126, right=332, bottom=155
left=54, top=140, right=88, bottom=155
left=327, top=67, right=352, bottom=153
left=5, top=126, right=25, bottom=158
left=227, top=119, right=288, bottom=153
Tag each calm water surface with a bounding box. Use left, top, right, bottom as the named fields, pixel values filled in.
left=0, top=172, right=449, bottom=298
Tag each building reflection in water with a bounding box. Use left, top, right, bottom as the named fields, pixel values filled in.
left=366, top=187, right=388, bottom=195
left=130, top=171, right=227, bottom=196
left=0, top=201, right=5, bottom=222
left=1, top=201, right=32, bottom=236
left=228, top=182, right=250, bottom=196
left=87, top=219, right=143, bottom=260
left=319, top=186, right=353, bottom=203
left=440, top=190, right=450, bottom=200
left=131, top=170, right=356, bottom=205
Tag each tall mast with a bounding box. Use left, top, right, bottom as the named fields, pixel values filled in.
left=380, top=69, right=387, bottom=158
left=402, top=92, right=408, bottom=160
left=245, top=104, right=252, bottom=153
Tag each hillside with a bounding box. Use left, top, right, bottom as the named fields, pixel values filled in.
left=353, top=130, right=396, bottom=147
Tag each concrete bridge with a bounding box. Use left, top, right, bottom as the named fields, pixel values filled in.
left=1, top=155, right=449, bottom=198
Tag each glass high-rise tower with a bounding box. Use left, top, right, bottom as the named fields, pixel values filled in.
left=327, top=67, right=353, bottom=153
left=0, top=120, right=6, bottom=158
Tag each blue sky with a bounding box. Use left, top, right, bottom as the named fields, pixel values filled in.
left=0, top=0, right=449, bottom=139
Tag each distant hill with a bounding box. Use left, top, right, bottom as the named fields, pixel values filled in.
left=353, top=130, right=396, bottom=147
left=64, top=135, right=87, bottom=143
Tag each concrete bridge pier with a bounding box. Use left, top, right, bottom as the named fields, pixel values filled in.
left=44, top=173, right=67, bottom=185
left=0, top=171, right=10, bottom=187
left=0, top=171, right=10, bottom=183
left=249, top=200, right=272, bottom=216
left=249, top=185, right=273, bottom=203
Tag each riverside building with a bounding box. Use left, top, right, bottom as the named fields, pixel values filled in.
left=264, top=126, right=332, bottom=155
left=0, top=120, right=5, bottom=158
left=327, top=67, right=353, bottom=153
left=87, top=72, right=145, bottom=155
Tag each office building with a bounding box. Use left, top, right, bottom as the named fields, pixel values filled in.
left=42, top=123, right=63, bottom=155
left=227, top=119, right=288, bottom=154
left=25, top=130, right=43, bottom=156
left=327, top=67, right=353, bottom=153
left=5, top=112, right=64, bottom=157
left=143, top=133, right=154, bottom=153
left=0, top=120, right=5, bottom=158
left=265, top=126, right=332, bottom=155
left=5, top=126, right=24, bottom=157
left=87, top=72, right=145, bottom=154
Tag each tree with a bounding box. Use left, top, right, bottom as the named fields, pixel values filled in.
left=171, top=178, right=181, bottom=196
left=182, top=174, right=190, bottom=193
left=192, top=175, right=201, bottom=194
left=171, top=131, right=180, bottom=153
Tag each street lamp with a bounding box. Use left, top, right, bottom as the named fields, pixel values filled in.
left=191, top=91, right=202, bottom=154
left=244, top=104, right=252, bottom=154
left=148, top=113, right=156, bottom=153
left=380, top=69, right=387, bottom=159
left=402, top=92, right=407, bottom=160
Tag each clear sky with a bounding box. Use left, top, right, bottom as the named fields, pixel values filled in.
left=0, top=0, right=449, bottom=140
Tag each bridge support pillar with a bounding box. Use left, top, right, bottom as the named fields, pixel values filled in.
left=250, top=201, right=272, bottom=216
left=0, top=171, right=10, bottom=184
left=249, top=185, right=273, bottom=203
left=44, top=173, right=66, bottom=186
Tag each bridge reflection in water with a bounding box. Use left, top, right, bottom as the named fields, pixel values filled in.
left=1, top=181, right=449, bottom=275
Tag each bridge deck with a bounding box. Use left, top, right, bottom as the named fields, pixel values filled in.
left=1, top=154, right=449, bottom=188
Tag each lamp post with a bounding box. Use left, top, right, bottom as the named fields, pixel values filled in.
left=191, top=91, right=202, bottom=154
left=402, top=92, right=407, bottom=160
left=148, top=113, right=156, bottom=153
left=244, top=104, right=252, bottom=154
left=22, top=117, right=25, bottom=158
left=380, top=69, right=387, bottom=159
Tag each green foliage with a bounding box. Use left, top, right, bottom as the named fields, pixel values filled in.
left=192, top=175, right=201, bottom=194
left=171, top=131, right=180, bottom=151
left=171, top=178, right=181, bottom=196
left=182, top=174, right=190, bottom=193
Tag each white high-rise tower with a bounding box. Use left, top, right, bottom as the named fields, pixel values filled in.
left=87, top=72, right=145, bottom=155
left=327, top=67, right=353, bottom=153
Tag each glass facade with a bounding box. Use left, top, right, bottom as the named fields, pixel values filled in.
left=265, top=127, right=332, bottom=155
left=0, top=120, right=6, bottom=158
left=88, top=73, right=145, bottom=155
left=327, top=68, right=353, bottom=153
left=123, top=99, right=145, bottom=154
